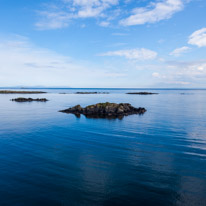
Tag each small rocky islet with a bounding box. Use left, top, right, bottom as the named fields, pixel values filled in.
left=59, top=102, right=146, bottom=119
left=59, top=92, right=109, bottom=94
left=11, top=98, right=48, bottom=102
left=75, top=92, right=109, bottom=94
left=126, top=92, right=158, bottom=95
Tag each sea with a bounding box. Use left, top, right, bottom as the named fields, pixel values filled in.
left=0, top=88, right=206, bottom=206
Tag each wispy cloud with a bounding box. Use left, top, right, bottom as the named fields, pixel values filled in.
left=120, top=0, right=184, bottom=26
left=69, top=0, right=118, bottom=18
left=170, top=46, right=191, bottom=56
left=165, top=60, right=206, bottom=79
left=151, top=59, right=206, bottom=87
left=99, top=48, right=158, bottom=60
left=36, top=0, right=119, bottom=30
left=35, top=11, right=72, bottom=30
left=98, top=21, right=110, bottom=27
left=188, top=28, right=206, bottom=47
left=111, top=33, right=129, bottom=36
left=0, top=36, right=127, bottom=87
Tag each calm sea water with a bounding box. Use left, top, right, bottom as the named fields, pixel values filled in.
left=0, top=88, right=206, bottom=206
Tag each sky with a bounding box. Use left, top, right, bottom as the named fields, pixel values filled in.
left=0, top=0, right=206, bottom=88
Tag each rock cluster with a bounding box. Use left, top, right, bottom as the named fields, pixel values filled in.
left=59, top=102, right=146, bottom=118
left=11, top=98, right=48, bottom=102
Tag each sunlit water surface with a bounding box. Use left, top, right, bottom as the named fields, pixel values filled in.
left=0, top=89, right=206, bottom=206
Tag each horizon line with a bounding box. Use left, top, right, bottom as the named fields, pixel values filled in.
left=0, top=87, right=206, bottom=90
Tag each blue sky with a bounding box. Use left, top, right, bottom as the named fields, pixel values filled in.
left=0, top=0, right=206, bottom=88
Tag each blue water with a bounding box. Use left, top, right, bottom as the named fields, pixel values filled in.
left=0, top=89, right=206, bottom=206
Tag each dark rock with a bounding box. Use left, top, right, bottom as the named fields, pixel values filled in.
left=11, top=98, right=48, bottom=102
left=0, top=90, right=46, bottom=94
left=59, top=102, right=146, bottom=119
left=126, top=92, right=158, bottom=95
left=180, top=93, right=193, bottom=95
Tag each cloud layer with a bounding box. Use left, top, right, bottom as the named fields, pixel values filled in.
left=1, top=36, right=206, bottom=88
left=0, top=37, right=127, bottom=87
left=36, top=0, right=186, bottom=29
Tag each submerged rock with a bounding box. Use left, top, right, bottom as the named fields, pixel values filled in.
left=126, top=92, right=158, bottom=95
left=11, top=98, right=48, bottom=102
left=0, top=90, right=46, bottom=94
left=59, top=102, right=146, bottom=119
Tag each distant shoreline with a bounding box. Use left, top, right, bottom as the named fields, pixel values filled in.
left=0, top=90, right=46, bottom=94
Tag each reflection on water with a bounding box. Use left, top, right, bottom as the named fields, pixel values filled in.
left=0, top=89, right=206, bottom=206
left=70, top=113, right=139, bottom=120
left=77, top=113, right=125, bottom=119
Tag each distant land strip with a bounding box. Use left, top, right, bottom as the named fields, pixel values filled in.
left=0, top=90, right=46, bottom=94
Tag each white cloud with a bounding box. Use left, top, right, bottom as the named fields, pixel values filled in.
left=188, top=28, right=206, bottom=47
left=99, top=48, right=157, bottom=60
left=152, top=72, right=161, bottom=78
left=120, top=0, right=184, bottom=26
left=170, top=46, right=191, bottom=56
left=99, top=21, right=110, bottom=27
left=197, top=65, right=206, bottom=71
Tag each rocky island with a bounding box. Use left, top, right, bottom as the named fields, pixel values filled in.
left=126, top=92, right=158, bottom=95
left=75, top=92, right=109, bottom=94
left=11, top=98, right=48, bottom=102
left=0, top=90, right=46, bottom=94
left=59, top=102, right=146, bottom=119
